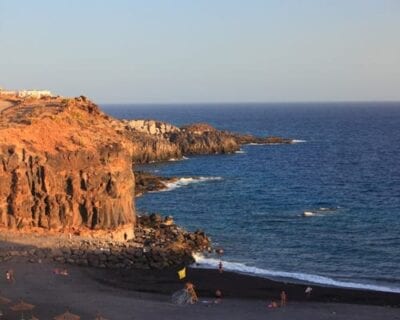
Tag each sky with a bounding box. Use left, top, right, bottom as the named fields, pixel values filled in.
left=0, top=0, right=399, bottom=103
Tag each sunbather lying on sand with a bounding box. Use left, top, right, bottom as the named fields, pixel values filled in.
left=53, top=268, right=69, bottom=276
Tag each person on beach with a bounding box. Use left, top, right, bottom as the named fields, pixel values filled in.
left=60, top=268, right=69, bottom=276
left=53, top=268, right=69, bottom=276
left=218, top=261, right=223, bottom=273
left=268, top=300, right=278, bottom=308
left=6, top=269, right=15, bottom=284
left=185, top=282, right=198, bottom=304
left=280, top=290, right=287, bottom=307
left=305, top=286, right=313, bottom=298
left=214, top=289, right=222, bottom=304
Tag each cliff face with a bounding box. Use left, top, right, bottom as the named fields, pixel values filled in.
left=0, top=96, right=135, bottom=231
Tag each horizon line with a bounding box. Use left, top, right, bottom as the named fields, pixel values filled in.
left=99, top=100, right=400, bottom=106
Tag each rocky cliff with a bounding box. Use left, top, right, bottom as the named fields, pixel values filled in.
left=0, top=95, right=135, bottom=231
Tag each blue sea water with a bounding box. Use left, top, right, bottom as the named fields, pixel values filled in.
left=102, top=103, right=400, bottom=292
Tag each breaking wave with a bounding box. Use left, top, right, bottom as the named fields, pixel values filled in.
left=235, top=150, right=246, bottom=154
left=292, top=139, right=307, bottom=143
left=160, top=177, right=223, bottom=192
left=167, top=156, right=189, bottom=162
left=302, top=207, right=340, bottom=217
left=192, top=253, right=400, bottom=293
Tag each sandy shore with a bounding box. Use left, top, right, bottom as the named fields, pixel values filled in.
left=0, top=257, right=399, bottom=320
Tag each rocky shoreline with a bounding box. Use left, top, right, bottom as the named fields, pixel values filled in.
left=0, top=213, right=210, bottom=270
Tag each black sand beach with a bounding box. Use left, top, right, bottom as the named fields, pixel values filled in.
left=92, top=266, right=400, bottom=307
left=1, top=257, right=399, bottom=320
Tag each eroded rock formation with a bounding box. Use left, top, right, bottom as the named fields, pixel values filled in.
left=121, top=119, right=292, bottom=163
left=0, top=95, right=135, bottom=231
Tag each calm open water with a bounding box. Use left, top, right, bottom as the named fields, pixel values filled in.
left=102, top=103, right=400, bottom=292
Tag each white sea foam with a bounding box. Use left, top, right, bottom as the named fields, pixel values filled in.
left=246, top=142, right=285, bottom=146
left=168, top=156, right=189, bottom=162
left=159, top=176, right=223, bottom=192
left=235, top=150, right=246, bottom=154
left=292, top=139, right=307, bottom=143
left=192, top=253, right=400, bottom=293
left=302, top=207, right=339, bottom=217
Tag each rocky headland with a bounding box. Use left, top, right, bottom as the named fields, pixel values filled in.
left=0, top=91, right=291, bottom=270
left=123, top=119, right=293, bottom=164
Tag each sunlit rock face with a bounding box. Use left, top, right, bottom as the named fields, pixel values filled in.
left=0, top=95, right=135, bottom=231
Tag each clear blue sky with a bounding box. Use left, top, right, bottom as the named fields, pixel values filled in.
left=0, top=0, right=399, bottom=103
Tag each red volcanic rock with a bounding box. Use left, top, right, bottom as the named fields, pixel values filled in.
left=0, top=96, right=135, bottom=231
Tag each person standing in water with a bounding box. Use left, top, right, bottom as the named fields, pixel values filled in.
left=280, top=290, right=287, bottom=307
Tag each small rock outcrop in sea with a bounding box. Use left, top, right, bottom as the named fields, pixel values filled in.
left=0, top=94, right=135, bottom=232
left=135, top=171, right=177, bottom=196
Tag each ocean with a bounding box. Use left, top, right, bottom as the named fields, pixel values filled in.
left=102, top=103, right=400, bottom=293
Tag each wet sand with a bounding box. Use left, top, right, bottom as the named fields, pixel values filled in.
left=0, top=258, right=399, bottom=320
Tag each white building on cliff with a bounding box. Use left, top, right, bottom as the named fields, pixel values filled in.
left=0, top=87, right=53, bottom=98
left=17, top=90, right=52, bottom=98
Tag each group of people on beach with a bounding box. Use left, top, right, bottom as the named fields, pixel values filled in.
left=179, top=247, right=315, bottom=309
left=268, top=290, right=287, bottom=309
